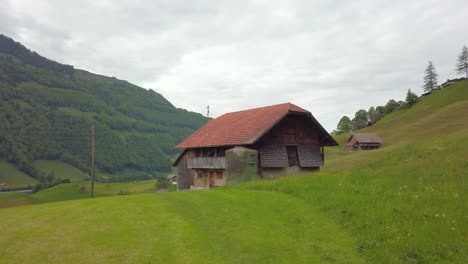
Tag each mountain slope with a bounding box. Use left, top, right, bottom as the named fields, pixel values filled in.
left=0, top=34, right=207, bottom=183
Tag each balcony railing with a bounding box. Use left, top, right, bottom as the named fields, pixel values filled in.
left=188, top=157, right=226, bottom=169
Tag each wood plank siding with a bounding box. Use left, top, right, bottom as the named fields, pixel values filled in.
left=256, top=114, right=323, bottom=168
left=188, top=157, right=226, bottom=169
left=176, top=152, right=191, bottom=189
left=259, top=144, right=288, bottom=167
left=297, top=144, right=323, bottom=167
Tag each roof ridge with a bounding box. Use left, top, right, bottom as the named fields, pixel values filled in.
left=222, top=102, right=301, bottom=115
left=175, top=102, right=333, bottom=149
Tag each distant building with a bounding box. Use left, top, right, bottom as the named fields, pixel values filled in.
left=440, top=77, right=466, bottom=88
left=345, top=133, right=383, bottom=151
left=166, top=174, right=177, bottom=184
left=173, top=103, right=338, bottom=190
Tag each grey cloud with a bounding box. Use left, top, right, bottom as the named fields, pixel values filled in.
left=2, top=0, right=468, bottom=130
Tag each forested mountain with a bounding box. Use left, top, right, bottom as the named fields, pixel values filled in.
left=0, top=34, right=207, bottom=182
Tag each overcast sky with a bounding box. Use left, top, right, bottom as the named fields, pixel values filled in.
left=1, top=0, right=467, bottom=131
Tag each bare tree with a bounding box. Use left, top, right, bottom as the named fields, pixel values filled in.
left=456, top=46, right=468, bottom=78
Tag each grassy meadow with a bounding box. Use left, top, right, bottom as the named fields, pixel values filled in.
left=0, top=180, right=158, bottom=208
left=0, top=81, right=467, bottom=263
left=0, top=161, right=38, bottom=188
left=33, top=160, right=90, bottom=182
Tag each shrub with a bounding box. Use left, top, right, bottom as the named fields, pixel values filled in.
left=155, top=179, right=172, bottom=190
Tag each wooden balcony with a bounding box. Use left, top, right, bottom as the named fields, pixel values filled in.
left=188, top=157, right=226, bottom=169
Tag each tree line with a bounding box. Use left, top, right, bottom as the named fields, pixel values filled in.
left=334, top=45, right=467, bottom=135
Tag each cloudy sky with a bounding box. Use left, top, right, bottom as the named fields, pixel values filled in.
left=1, top=0, right=467, bottom=130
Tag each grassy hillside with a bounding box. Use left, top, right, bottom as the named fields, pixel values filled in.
left=0, top=180, right=157, bottom=208
left=33, top=160, right=89, bottom=182
left=0, top=161, right=38, bottom=187
left=0, top=82, right=466, bottom=263
left=241, top=81, right=468, bottom=262
left=0, top=34, right=207, bottom=184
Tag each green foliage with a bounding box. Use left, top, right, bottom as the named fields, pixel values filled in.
left=405, top=89, right=418, bottom=107
left=368, top=106, right=380, bottom=125
left=336, top=116, right=352, bottom=134
left=423, top=61, right=438, bottom=92
left=155, top=179, right=172, bottom=190
left=455, top=45, right=468, bottom=78
left=351, top=109, right=368, bottom=131
left=32, top=177, right=71, bottom=193
left=0, top=34, right=207, bottom=182
left=384, top=99, right=399, bottom=114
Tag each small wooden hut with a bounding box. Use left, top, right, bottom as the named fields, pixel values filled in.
left=345, top=133, right=382, bottom=151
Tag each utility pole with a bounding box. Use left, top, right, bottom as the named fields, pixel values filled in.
left=90, top=125, right=96, bottom=198
left=207, top=105, right=210, bottom=118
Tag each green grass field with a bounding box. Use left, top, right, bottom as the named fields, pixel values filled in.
left=0, top=180, right=158, bottom=208
left=0, top=161, right=38, bottom=188
left=33, top=160, right=89, bottom=182
left=0, top=81, right=467, bottom=263
left=0, top=191, right=364, bottom=264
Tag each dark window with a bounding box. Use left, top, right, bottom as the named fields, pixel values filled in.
left=286, top=146, right=299, bottom=166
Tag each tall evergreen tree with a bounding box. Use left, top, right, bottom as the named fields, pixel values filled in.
left=423, top=61, right=438, bottom=93
left=456, top=46, right=468, bottom=78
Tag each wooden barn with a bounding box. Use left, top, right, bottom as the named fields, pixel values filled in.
left=173, top=103, right=338, bottom=190
left=345, top=133, right=383, bottom=151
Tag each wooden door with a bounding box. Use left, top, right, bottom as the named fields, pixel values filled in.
left=209, top=171, right=215, bottom=187
left=286, top=146, right=299, bottom=166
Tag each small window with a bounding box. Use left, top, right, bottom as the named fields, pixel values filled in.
left=216, top=171, right=223, bottom=179
left=248, top=153, right=256, bottom=164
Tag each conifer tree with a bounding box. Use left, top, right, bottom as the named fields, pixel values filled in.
left=423, top=61, right=438, bottom=92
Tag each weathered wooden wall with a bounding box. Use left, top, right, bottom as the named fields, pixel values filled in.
left=176, top=152, right=190, bottom=190
left=258, top=144, right=288, bottom=167
left=297, top=144, right=323, bottom=167
left=256, top=114, right=323, bottom=168
left=188, top=157, right=226, bottom=169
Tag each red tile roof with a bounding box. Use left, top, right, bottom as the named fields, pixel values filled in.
left=175, top=102, right=337, bottom=149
